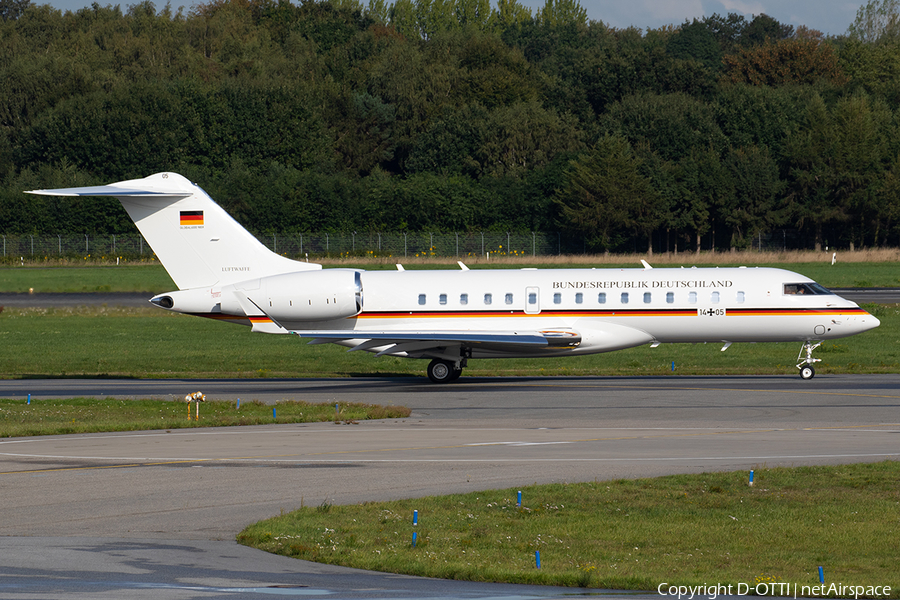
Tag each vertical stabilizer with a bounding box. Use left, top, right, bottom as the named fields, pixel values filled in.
left=27, top=172, right=320, bottom=289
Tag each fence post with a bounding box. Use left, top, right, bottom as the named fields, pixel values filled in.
left=404, top=232, right=407, bottom=257
left=58, top=235, right=61, bottom=255
left=456, top=232, right=459, bottom=258
left=2, top=235, right=5, bottom=257
left=300, top=233, right=303, bottom=256
left=273, top=234, right=276, bottom=254
left=352, top=231, right=356, bottom=252
left=532, top=232, right=536, bottom=257
left=481, top=232, right=484, bottom=256
left=30, top=235, right=33, bottom=256
left=112, top=234, right=116, bottom=255
left=85, top=234, right=89, bottom=254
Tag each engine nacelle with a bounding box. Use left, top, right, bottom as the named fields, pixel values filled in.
left=220, top=269, right=363, bottom=322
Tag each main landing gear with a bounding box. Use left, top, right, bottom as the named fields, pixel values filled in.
left=427, top=359, right=464, bottom=383
left=797, top=341, right=823, bottom=380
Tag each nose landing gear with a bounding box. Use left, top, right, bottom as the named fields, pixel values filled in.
left=797, top=341, right=822, bottom=380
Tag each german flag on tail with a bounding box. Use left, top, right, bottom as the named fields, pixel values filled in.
left=180, top=210, right=203, bottom=226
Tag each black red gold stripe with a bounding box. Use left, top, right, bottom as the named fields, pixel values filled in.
left=180, top=210, right=204, bottom=226
left=726, top=307, right=870, bottom=317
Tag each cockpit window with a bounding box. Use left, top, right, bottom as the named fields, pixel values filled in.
left=784, top=282, right=833, bottom=296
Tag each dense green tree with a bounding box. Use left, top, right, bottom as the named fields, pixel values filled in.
left=556, top=135, right=661, bottom=252
left=740, top=13, right=793, bottom=46
left=784, top=93, right=891, bottom=249
left=667, top=19, right=722, bottom=71
left=490, top=0, right=531, bottom=30
left=719, top=145, right=787, bottom=247
left=537, top=0, right=586, bottom=28
left=713, top=84, right=808, bottom=154
left=602, top=92, right=727, bottom=163
left=839, top=37, right=900, bottom=105
left=0, top=0, right=29, bottom=20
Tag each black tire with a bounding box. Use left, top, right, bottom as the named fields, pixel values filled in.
left=448, top=367, right=463, bottom=381
left=427, top=359, right=456, bottom=383
left=799, top=365, right=815, bottom=380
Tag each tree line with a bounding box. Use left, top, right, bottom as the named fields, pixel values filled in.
left=2, top=0, right=900, bottom=253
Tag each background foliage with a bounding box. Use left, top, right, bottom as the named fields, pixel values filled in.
left=3, top=0, right=900, bottom=253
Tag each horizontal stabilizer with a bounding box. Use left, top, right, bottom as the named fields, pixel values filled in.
left=26, top=185, right=191, bottom=198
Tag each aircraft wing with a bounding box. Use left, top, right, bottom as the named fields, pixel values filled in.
left=297, top=329, right=581, bottom=356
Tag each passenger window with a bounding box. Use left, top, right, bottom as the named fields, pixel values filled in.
left=484, top=293, right=492, bottom=305
left=688, top=291, right=697, bottom=304
left=528, top=292, right=537, bottom=305
left=418, top=294, right=426, bottom=306
left=505, top=293, right=513, bottom=305
left=553, top=293, right=562, bottom=304
left=736, top=291, right=745, bottom=303
left=460, top=293, right=468, bottom=305
left=711, top=291, right=720, bottom=304
left=575, top=293, right=583, bottom=304
left=439, top=293, right=447, bottom=305
left=643, top=292, right=651, bottom=304
left=621, top=292, right=629, bottom=304
left=666, top=292, right=674, bottom=304
left=598, top=293, right=606, bottom=304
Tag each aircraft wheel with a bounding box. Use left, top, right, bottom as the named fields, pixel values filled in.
left=448, top=367, right=463, bottom=381
left=799, top=365, right=815, bottom=380
left=427, top=359, right=456, bottom=384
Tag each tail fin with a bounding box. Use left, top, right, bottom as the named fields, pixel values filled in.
left=26, top=172, right=320, bottom=289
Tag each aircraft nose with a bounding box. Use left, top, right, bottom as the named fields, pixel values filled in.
left=865, top=314, right=881, bottom=330
left=855, top=312, right=880, bottom=332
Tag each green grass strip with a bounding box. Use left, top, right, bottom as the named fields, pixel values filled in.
left=0, top=397, right=411, bottom=437
left=238, top=461, right=900, bottom=595
left=0, top=304, right=896, bottom=378
left=2, top=259, right=900, bottom=293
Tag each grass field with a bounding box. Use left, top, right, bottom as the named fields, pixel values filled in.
left=0, top=303, right=896, bottom=379
left=0, top=397, right=410, bottom=437
left=238, top=461, right=900, bottom=594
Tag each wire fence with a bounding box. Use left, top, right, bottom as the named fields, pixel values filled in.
left=0, top=232, right=567, bottom=260
left=0, top=229, right=812, bottom=260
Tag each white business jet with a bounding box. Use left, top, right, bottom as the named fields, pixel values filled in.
left=27, top=172, right=880, bottom=382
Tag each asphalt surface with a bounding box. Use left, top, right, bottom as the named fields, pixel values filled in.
left=2, top=375, right=899, bottom=599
